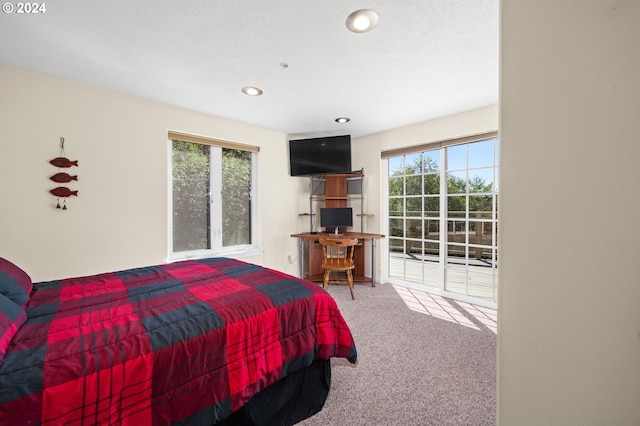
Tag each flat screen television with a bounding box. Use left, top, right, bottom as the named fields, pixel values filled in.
left=289, top=135, right=352, bottom=176
left=320, top=207, right=353, bottom=235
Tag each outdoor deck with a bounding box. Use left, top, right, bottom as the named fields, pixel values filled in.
left=389, top=252, right=497, bottom=303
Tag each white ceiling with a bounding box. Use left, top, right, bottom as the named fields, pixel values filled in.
left=0, top=0, right=499, bottom=138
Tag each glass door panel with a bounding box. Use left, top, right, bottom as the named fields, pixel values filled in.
left=469, top=221, right=494, bottom=246
left=405, top=240, right=424, bottom=284
left=447, top=196, right=466, bottom=218
left=406, top=197, right=422, bottom=217
left=445, top=264, right=467, bottom=294
left=386, top=137, right=498, bottom=306
left=406, top=218, right=422, bottom=238
left=423, top=241, right=440, bottom=288
left=424, top=197, right=439, bottom=217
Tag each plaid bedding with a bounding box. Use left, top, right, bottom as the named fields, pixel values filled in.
left=0, top=257, right=357, bottom=425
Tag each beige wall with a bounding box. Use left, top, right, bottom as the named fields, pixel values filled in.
left=499, top=1, right=640, bottom=424
left=0, top=64, right=498, bottom=285
left=0, top=65, right=302, bottom=281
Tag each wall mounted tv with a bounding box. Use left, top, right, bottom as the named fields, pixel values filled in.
left=289, top=134, right=352, bottom=176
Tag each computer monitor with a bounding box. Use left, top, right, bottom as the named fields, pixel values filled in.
left=320, top=207, right=353, bottom=235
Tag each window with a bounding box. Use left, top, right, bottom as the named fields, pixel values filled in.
left=168, top=132, right=258, bottom=259
left=384, top=132, right=498, bottom=307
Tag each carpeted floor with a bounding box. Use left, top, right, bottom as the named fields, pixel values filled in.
left=299, top=282, right=497, bottom=426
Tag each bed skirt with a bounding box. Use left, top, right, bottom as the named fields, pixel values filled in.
left=218, top=359, right=331, bottom=425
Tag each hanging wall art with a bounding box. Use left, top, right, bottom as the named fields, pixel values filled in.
left=49, top=137, right=78, bottom=210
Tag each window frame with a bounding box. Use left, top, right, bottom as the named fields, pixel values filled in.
left=167, top=132, right=261, bottom=262
left=383, top=131, right=499, bottom=309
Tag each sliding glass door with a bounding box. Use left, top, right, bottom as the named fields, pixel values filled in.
left=387, top=137, right=498, bottom=306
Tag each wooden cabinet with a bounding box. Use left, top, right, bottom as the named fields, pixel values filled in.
left=302, top=172, right=371, bottom=234
left=294, top=172, right=382, bottom=284
left=292, top=232, right=384, bottom=284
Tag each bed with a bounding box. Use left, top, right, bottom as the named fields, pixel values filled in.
left=0, top=256, right=357, bottom=425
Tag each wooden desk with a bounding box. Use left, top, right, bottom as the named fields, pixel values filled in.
left=291, top=232, right=385, bottom=286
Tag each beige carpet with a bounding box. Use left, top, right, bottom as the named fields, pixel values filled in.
left=299, top=282, right=497, bottom=426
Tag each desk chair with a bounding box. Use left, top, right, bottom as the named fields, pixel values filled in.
left=319, top=237, right=359, bottom=299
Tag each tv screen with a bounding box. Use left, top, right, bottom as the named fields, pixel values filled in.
left=289, top=135, right=352, bottom=176
left=320, top=207, right=353, bottom=229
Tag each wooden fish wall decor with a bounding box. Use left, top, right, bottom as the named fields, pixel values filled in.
left=50, top=187, right=78, bottom=197
left=50, top=137, right=78, bottom=210
left=49, top=172, right=78, bottom=183
left=49, top=157, right=78, bottom=168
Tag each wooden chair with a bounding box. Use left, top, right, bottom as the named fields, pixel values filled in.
left=319, top=237, right=360, bottom=300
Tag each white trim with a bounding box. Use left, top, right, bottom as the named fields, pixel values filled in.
left=167, top=247, right=264, bottom=263
left=210, top=146, right=222, bottom=252
left=383, top=136, right=499, bottom=308
left=167, top=137, right=260, bottom=260
left=167, top=140, right=174, bottom=259
left=250, top=153, right=258, bottom=249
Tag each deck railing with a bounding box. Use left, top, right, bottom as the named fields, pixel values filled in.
left=389, top=212, right=497, bottom=260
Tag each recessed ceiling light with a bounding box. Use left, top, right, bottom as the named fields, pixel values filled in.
left=335, top=117, right=350, bottom=123
left=346, top=9, right=379, bottom=33
left=242, top=86, right=263, bottom=96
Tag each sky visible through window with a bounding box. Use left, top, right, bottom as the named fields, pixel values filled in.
left=389, top=139, right=498, bottom=191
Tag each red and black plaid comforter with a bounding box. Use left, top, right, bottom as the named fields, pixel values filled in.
left=0, top=257, right=357, bottom=425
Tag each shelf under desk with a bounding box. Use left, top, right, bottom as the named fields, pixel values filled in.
left=291, top=232, right=385, bottom=286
